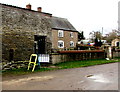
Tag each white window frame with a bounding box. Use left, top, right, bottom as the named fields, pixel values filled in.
left=58, top=30, right=64, bottom=37
left=70, top=32, right=73, bottom=38
left=58, top=40, right=64, bottom=48
left=70, top=41, right=74, bottom=47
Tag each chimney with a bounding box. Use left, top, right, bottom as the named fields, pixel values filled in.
left=26, top=4, right=31, bottom=10
left=37, top=7, right=42, bottom=12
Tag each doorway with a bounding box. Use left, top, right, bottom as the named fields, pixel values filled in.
left=116, top=42, right=119, bottom=47
left=9, top=49, right=14, bottom=62
left=34, top=35, right=46, bottom=54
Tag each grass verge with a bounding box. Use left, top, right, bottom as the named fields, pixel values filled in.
left=54, top=58, right=120, bottom=69
left=2, top=58, right=120, bottom=76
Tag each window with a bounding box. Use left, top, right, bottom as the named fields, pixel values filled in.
left=116, top=42, right=120, bottom=47
left=70, top=32, right=73, bottom=38
left=58, top=30, right=64, bottom=37
left=58, top=40, right=64, bottom=48
left=70, top=41, right=74, bottom=47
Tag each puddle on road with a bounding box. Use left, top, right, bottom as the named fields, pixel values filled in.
left=86, top=74, right=110, bottom=83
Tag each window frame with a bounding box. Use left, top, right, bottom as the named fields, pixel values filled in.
left=70, top=32, right=73, bottom=38
left=58, top=40, right=64, bottom=48
left=58, top=30, right=64, bottom=37
left=70, top=41, right=74, bottom=47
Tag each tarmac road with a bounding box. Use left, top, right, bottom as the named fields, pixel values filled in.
left=2, top=62, right=119, bottom=90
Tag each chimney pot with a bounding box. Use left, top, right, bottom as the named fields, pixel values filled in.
left=26, top=4, right=31, bottom=10
left=37, top=7, right=42, bottom=12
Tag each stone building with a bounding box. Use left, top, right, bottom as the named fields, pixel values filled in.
left=51, top=16, right=78, bottom=51
left=111, top=38, right=120, bottom=47
left=1, top=3, right=78, bottom=63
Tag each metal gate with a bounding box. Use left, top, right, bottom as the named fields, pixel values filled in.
left=38, top=54, right=50, bottom=63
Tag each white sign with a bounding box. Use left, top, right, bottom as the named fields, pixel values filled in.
left=38, top=54, right=50, bottom=62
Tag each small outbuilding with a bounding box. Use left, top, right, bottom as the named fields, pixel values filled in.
left=111, top=38, right=120, bottom=47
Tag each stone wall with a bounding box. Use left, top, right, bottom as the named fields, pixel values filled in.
left=1, top=4, right=52, bottom=63
left=51, top=51, right=106, bottom=64
left=113, top=51, right=120, bottom=58
left=105, top=46, right=120, bottom=58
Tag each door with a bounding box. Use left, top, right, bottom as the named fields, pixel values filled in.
left=38, top=36, right=46, bottom=54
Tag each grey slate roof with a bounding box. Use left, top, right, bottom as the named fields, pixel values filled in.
left=0, top=3, right=52, bottom=16
left=0, top=3, right=77, bottom=32
left=51, top=16, right=77, bottom=32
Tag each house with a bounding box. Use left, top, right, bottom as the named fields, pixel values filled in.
left=51, top=16, right=78, bottom=51
left=1, top=3, right=78, bottom=63
left=111, top=38, right=120, bottom=47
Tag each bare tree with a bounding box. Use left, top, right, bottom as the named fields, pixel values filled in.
left=104, top=30, right=118, bottom=43
left=89, top=31, right=102, bottom=42
left=113, top=29, right=120, bottom=36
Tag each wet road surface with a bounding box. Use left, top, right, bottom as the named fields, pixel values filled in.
left=2, top=62, right=118, bottom=90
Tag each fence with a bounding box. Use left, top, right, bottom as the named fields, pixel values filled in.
left=51, top=50, right=106, bottom=64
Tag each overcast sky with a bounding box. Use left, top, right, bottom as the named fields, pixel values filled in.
left=0, top=0, right=119, bottom=38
